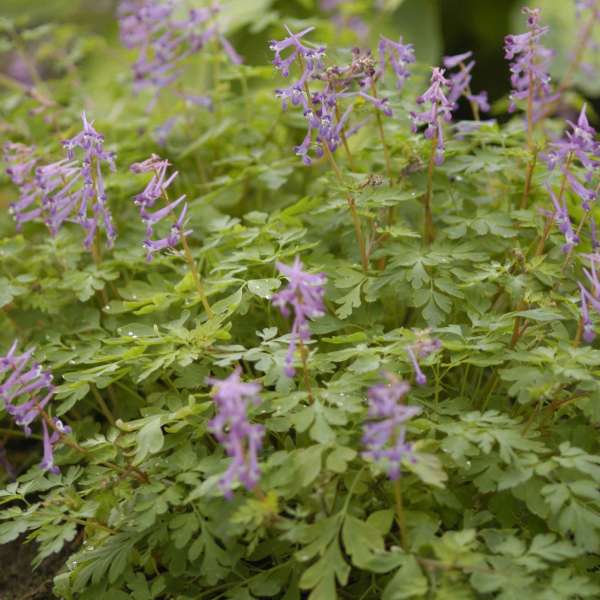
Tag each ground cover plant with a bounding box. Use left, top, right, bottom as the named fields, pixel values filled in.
left=1, top=0, right=600, bottom=598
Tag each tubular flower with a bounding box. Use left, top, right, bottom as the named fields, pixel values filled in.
left=118, top=1, right=241, bottom=111
left=0, top=341, right=69, bottom=474
left=406, top=334, right=442, bottom=386
left=442, top=51, right=490, bottom=115
left=410, top=67, right=453, bottom=165
left=504, top=7, right=554, bottom=116
left=4, top=143, right=43, bottom=230
left=362, top=374, right=421, bottom=480
left=272, top=257, right=327, bottom=377
left=207, top=368, right=264, bottom=497
left=271, top=26, right=344, bottom=165
left=377, top=36, right=415, bottom=90
left=130, top=154, right=191, bottom=261
left=545, top=105, right=600, bottom=212
left=579, top=254, right=600, bottom=342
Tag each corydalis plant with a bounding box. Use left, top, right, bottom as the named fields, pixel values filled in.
left=504, top=7, right=553, bottom=126
left=130, top=154, right=191, bottom=261
left=0, top=341, right=69, bottom=474
left=406, top=334, right=442, bottom=386
left=580, top=254, right=600, bottom=342
left=4, top=142, right=41, bottom=230
left=443, top=51, right=490, bottom=119
left=207, top=368, right=264, bottom=498
left=362, top=375, right=421, bottom=479
left=545, top=105, right=600, bottom=253
left=119, top=0, right=241, bottom=112
left=410, top=67, right=453, bottom=243
left=272, top=257, right=326, bottom=380
left=6, top=113, right=117, bottom=251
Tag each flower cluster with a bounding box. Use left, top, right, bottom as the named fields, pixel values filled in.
left=272, top=257, right=327, bottom=377
left=378, top=36, right=415, bottom=90
left=4, top=143, right=42, bottom=230
left=362, top=374, right=421, bottom=480
left=406, top=334, right=442, bottom=385
left=545, top=106, right=600, bottom=253
left=504, top=7, right=553, bottom=116
left=580, top=254, right=600, bottom=342
left=443, top=51, right=490, bottom=116
left=272, top=26, right=415, bottom=164
left=118, top=0, right=241, bottom=112
left=410, top=67, right=454, bottom=165
left=5, top=114, right=117, bottom=250
left=130, top=154, right=191, bottom=261
left=0, top=341, right=70, bottom=474
left=546, top=105, right=600, bottom=211
left=207, top=368, right=264, bottom=497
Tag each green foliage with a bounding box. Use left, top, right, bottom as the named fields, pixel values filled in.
left=0, top=1, right=599, bottom=599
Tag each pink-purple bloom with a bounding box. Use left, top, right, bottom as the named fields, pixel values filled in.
left=0, top=341, right=69, bottom=474
left=504, top=7, right=554, bottom=116
left=272, top=257, right=327, bottom=377
left=442, top=51, right=490, bottom=115
left=406, top=335, right=442, bottom=386
left=118, top=0, right=241, bottom=112
left=207, top=368, right=264, bottom=497
left=579, top=254, right=600, bottom=342
left=410, top=67, right=454, bottom=165
left=545, top=105, right=600, bottom=212
left=5, top=117, right=117, bottom=251
left=378, top=36, right=415, bottom=90
left=130, top=154, right=191, bottom=261
left=4, top=143, right=43, bottom=230
left=362, top=374, right=421, bottom=480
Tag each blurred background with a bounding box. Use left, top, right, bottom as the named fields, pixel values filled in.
left=0, top=0, right=598, bottom=116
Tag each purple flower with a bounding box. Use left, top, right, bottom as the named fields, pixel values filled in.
left=272, top=257, right=327, bottom=377
left=406, top=335, right=441, bottom=386
left=207, top=367, right=264, bottom=497
left=131, top=154, right=191, bottom=261
left=41, top=418, right=71, bottom=475
left=4, top=143, right=43, bottom=230
left=549, top=188, right=579, bottom=253
left=378, top=36, right=415, bottom=90
left=362, top=374, right=421, bottom=480
left=358, top=91, right=392, bottom=116
left=0, top=341, right=66, bottom=474
left=545, top=105, right=600, bottom=212
left=118, top=1, right=240, bottom=112
left=504, top=7, right=553, bottom=116
left=410, top=68, right=454, bottom=165
left=443, top=51, right=490, bottom=115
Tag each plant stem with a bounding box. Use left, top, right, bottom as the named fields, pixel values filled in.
left=393, top=478, right=408, bottom=549
left=296, top=55, right=368, bottom=272
left=298, top=339, right=314, bottom=403
left=159, top=174, right=214, bottom=317
left=91, top=385, right=116, bottom=426
left=520, top=151, right=538, bottom=210
left=323, top=144, right=369, bottom=272
left=423, top=135, right=437, bottom=244
left=370, top=81, right=393, bottom=185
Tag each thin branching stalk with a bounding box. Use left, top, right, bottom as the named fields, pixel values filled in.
left=159, top=174, right=214, bottom=317
left=298, top=339, right=314, bottom=403
left=423, top=134, right=437, bottom=244
left=297, top=55, right=369, bottom=272
left=323, top=144, right=369, bottom=272
left=393, top=479, right=408, bottom=549
left=91, top=385, right=116, bottom=426
left=369, top=81, right=393, bottom=185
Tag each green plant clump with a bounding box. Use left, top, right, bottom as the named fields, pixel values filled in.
left=1, top=1, right=600, bottom=598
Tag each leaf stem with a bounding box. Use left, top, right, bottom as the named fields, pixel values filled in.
left=298, top=339, right=314, bottom=403
left=423, top=135, right=437, bottom=244
left=393, top=478, right=408, bottom=550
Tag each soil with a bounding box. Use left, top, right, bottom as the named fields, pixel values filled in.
left=0, top=537, right=69, bottom=600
